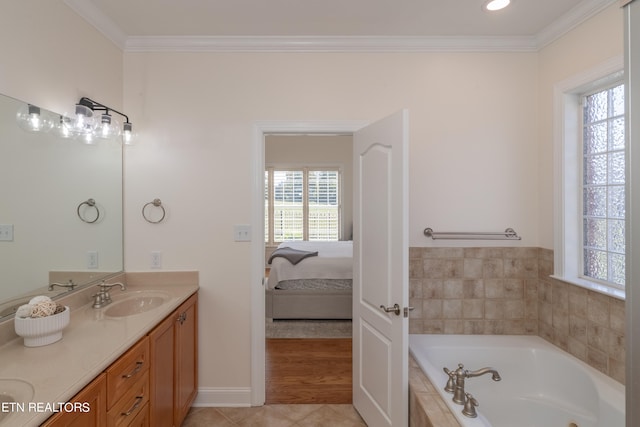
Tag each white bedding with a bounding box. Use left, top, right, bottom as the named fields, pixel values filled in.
left=267, top=241, right=353, bottom=289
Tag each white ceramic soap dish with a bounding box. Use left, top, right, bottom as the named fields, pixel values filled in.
left=14, top=306, right=70, bottom=347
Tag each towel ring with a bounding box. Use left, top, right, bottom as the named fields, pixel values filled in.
left=142, top=198, right=166, bottom=224
left=77, top=198, right=100, bottom=223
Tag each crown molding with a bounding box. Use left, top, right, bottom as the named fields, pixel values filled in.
left=536, top=0, right=618, bottom=48
left=64, top=0, right=618, bottom=53
left=64, top=0, right=127, bottom=49
left=123, top=35, right=538, bottom=53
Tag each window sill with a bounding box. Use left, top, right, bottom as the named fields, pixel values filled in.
left=550, top=275, right=625, bottom=301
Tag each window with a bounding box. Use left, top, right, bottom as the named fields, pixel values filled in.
left=582, top=84, right=625, bottom=286
left=554, top=63, right=626, bottom=300
left=264, top=167, right=341, bottom=244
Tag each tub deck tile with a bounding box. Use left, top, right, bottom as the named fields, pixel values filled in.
left=409, top=355, right=462, bottom=427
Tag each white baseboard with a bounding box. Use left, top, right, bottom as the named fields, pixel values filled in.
left=191, top=387, right=254, bottom=407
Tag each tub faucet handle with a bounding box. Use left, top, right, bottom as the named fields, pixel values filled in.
left=443, top=367, right=456, bottom=393
left=462, top=393, right=479, bottom=418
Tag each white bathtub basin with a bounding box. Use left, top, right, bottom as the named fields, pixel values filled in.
left=409, top=335, right=625, bottom=427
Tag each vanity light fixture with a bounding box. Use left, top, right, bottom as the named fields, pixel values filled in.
left=16, top=104, right=54, bottom=133
left=68, top=97, right=135, bottom=144
left=483, top=0, right=511, bottom=12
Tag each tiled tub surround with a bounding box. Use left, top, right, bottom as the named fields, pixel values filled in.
left=409, top=247, right=625, bottom=384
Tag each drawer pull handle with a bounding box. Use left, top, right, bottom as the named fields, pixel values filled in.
left=121, top=396, right=144, bottom=416
left=122, top=361, right=144, bottom=379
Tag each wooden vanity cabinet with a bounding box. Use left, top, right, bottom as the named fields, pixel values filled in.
left=40, top=292, right=197, bottom=427
left=41, top=373, right=107, bottom=427
left=149, top=292, right=198, bottom=427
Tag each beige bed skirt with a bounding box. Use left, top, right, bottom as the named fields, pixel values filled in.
left=265, top=289, right=352, bottom=319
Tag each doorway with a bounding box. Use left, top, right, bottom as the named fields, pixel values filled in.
left=250, top=120, right=368, bottom=406
left=251, top=114, right=410, bottom=425
left=263, top=133, right=354, bottom=404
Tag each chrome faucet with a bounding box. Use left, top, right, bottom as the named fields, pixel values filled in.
left=443, top=363, right=501, bottom=405
left=92, top=281, right=126, bottom=308
left=48, top=280, right=76, bottom=291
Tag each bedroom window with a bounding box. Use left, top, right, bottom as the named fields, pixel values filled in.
left=265, top=167, right=341, bottom=244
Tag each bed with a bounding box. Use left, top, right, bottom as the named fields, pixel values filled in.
left=265, top=241, right=353, bottom=319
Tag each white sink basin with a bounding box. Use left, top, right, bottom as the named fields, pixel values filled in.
left=104, top=291, right=170, bottom=318
left=0, top=379, right=34, bottom=424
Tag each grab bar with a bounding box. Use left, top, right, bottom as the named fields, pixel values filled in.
left=423, top=227, right=521, bottom=240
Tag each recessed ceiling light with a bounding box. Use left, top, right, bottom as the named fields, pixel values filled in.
left=483, top=0, right=511, bottom=12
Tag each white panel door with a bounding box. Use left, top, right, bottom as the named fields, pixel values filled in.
left=352, top=110, right=409, bottom=427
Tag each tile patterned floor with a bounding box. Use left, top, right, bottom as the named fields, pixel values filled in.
left=183, top=404, right=367, bottom=426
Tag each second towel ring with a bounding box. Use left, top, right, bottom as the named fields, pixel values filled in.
left=77, top=198, right=100, bottom=223
left=142, top=198, right=166, bottom=223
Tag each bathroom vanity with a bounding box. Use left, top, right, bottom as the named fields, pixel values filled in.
left=0, top=272, right=198, bottom=427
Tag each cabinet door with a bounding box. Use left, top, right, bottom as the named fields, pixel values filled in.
left=148, top=312, right=175, bottom=427
left=42, top=373, right=107, bottom=427
left=174, top=293, right=198, bottom=427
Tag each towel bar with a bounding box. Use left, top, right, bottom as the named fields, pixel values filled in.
left=423, top=227, right=521, bottom=240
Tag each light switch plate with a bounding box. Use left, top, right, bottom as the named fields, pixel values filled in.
left=234, top=224, right=251, bottom=242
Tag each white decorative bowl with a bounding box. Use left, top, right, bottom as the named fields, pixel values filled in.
left=14, top=306, right=70, bottom=347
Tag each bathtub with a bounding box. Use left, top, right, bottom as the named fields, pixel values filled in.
left=409, top=335, right=624, bottom=427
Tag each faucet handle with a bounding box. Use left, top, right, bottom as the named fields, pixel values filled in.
left=443, top=367, right=456, bottom=393
left=462, top=393, right=479, bottom=418
left=91, top=293, right=105, bottom=308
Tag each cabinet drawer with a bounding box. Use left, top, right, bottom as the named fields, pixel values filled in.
left=107, top=371, right=149, bottom=427
left=106, top=337, right=149, bottom=408
left=125, top=402, right=149, bottom=427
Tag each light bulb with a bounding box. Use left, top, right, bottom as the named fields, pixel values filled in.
left=95, top=113, right=121, bottom=140
left=122, top=122, right=135, bottom=145
left=16, top=104, right=54, bottom=133
left=68, top=103, right=96, bottom=137
left=81, top=130, right=97, bottom=145
left=55, top=116, right=75, bottom=139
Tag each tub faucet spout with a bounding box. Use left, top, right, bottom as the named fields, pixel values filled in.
left=466, top=367, right=502, bottom=382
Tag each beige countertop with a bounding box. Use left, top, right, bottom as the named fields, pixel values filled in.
left=0, top=272, right=198, bottom=427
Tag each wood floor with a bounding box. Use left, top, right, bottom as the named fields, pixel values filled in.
left=265, top=338, right=352, bottom=404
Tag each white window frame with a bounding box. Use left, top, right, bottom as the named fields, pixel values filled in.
left=264, top=165, right=343, bottom=245
left=553, top=56, right=625, bottom=300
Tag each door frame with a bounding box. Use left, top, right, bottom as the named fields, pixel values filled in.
left=250, top=120, right=370, bottom=405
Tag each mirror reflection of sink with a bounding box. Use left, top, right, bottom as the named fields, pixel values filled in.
left=0, top=379, right=34, bottom=424
left=104, top=291, right=170, bottom=318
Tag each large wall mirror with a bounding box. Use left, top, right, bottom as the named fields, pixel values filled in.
left=0, top=93, right=123, bottom=320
